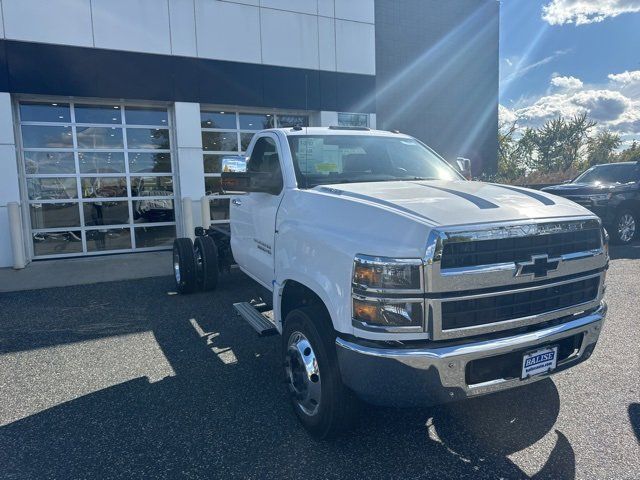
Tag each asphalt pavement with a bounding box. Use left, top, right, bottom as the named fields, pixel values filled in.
left=0, top=245, right=638, bottom=479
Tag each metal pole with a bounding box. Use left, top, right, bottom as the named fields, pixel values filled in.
left=8, top=202, right=26, bottom=269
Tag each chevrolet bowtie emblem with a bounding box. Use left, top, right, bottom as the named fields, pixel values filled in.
left=515, top=254, right=561, bottom=278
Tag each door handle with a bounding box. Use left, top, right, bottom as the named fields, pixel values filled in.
left=232, top=199, right=242, bottom=206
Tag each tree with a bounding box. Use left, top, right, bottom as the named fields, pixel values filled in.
left=615, top=141, right=640, bottom=163
left=497, top=121, right=526, bottom=181
left=586, top=130, right=621, bottom=166
left=527, top=114, right=596, bottom=173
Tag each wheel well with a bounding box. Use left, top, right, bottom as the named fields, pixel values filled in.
left=280, top=280, right=330, bottom=326
left=617, top=199, right=640, bottom=216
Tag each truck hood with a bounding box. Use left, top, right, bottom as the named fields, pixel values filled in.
left=315, top=180, right=592, bottom=227
left=542, top=182, right=636, bottom=196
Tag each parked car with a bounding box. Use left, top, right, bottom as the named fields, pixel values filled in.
left=542, top=162, right=640, bottom=244
left=173, top=127, right=608, bottom=439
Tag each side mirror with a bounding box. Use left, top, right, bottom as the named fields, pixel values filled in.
left=220, top=156, right=249, bottom=194
left=221, top=172, right=252, bottom=194
left=455, top=157, right=472, bottom=180
left=221, top=170, right=282, bottom=195
left=221, top=155, right=247, bottom=173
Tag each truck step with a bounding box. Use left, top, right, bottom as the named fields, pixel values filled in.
left=233, top=302, right=278, bottom=336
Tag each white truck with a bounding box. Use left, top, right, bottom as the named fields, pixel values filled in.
left=172, top=127, right=608, bottom=439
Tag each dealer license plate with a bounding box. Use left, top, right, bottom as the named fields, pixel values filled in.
left=521, top=346, right=558, bottom=379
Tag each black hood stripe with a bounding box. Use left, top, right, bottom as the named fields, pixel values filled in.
left=493, top=184, right=556, bottom=206
left=413, top=183, right=499, bottom=209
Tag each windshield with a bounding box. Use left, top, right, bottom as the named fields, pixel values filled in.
left=287, top=135, right=462, bottom=188
left=574, top=163, right=640, bottom=185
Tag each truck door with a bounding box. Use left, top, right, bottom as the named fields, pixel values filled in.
left=230, top=133, right=284, bottom=288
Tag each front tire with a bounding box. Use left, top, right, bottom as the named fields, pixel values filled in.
left=173, top=238, right=197, bottom=294
left=610, top=209, right=637, bottom=245
left=282, top=305, right=358, bottom=439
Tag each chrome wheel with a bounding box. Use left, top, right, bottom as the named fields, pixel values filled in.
left=618, top=213, right=636, bottom=243
left=285, top=331, right=322, bottom=416
left=173, top=250, right=181, bottom=283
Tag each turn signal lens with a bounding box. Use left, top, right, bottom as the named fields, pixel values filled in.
left=353, top=299, right=378, bottom=323
left=353, top=297, right=423, bottom=328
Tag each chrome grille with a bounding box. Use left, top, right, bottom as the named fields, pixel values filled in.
left=441, top=276, right=600, bottom=330
left=425, top=218, right=607, bottom=340
left=441, top=228, right=601, bottom=269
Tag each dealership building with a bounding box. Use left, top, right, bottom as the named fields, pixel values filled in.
left=0, top=0, right=498, bottom=267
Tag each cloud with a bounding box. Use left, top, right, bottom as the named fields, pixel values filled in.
left=502, top=50, right=571, bottom=83
left=608, top=70, right=640, bottom=97
left=608, top=70, right=640, bottom=85
left=550, top=75, right=584, bottom=90
left=517, top=90, right=630, bottom=124
left=542, top=0, right=640, bottom=25
left=499, top=104, right=518, bottom=125
left=506, top=72, right=640, bottom=138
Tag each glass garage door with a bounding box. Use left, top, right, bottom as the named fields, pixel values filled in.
left=17, top=100, right=177, bottom=258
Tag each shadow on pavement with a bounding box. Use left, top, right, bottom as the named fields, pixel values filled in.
left=629, top=404, right=640, bottom=444
left=0, top=275, right=575, bottom=479
left=608, top=242, right=640, bottom=260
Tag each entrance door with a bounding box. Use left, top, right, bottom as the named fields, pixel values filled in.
left=230, top=133, right=284, bottom=288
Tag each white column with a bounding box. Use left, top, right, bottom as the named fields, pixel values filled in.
left=174, top=102, right=204, bottom=237
left=0, top=93, right=24, bottom=268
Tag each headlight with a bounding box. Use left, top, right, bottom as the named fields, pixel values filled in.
left=352, top=296, right=424, bottom=330
left=587, top=193, right=612, bottom=203
left=352, top=255, right=425, bottom=332
left=352, top=255, right=422, bottom=293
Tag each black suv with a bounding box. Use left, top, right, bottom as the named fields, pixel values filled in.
left=542, top=162, right=640, bottom=244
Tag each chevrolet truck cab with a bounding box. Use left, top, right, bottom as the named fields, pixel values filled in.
left=172, top=127, right=608, bottom=439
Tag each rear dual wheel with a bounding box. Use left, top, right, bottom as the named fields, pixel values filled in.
left=172, top=236, right=219, bottom=294
left=194, top=236, right=219, bottom=291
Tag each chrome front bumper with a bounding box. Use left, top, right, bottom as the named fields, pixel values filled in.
left=336, top=302, right=606, bottom=407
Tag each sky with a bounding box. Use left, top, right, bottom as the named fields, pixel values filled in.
left=499, top=0, right=640, bottom=146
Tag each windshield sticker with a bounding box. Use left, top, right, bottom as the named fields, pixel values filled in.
left=315, top=162, right=338, bottom=173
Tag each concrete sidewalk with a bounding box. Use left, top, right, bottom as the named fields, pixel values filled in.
left=0, top=251, right=172, bottom=292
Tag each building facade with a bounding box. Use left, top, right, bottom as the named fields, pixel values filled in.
left=0, top=0, right=498, bottom=267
